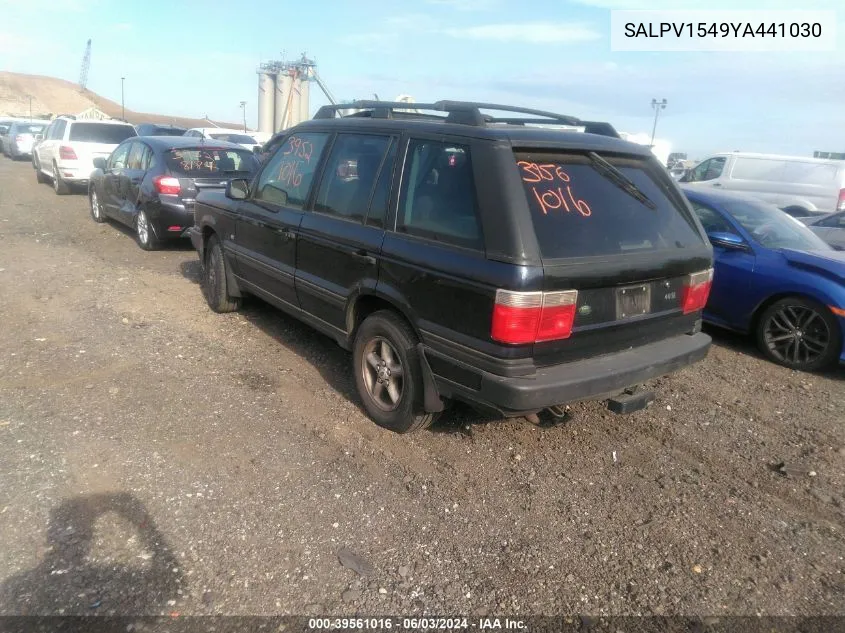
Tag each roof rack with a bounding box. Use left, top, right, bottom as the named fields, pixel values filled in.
left=312, top=100, right=620, bottom=138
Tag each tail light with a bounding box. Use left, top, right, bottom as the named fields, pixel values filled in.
left=837, top=188, right=845, bottom=211
left=153, top=175, right=181, bottom=195
left=681, top=269, right=713, bottom=314
left=491, top=289, right=578, bottom=345
left=59, top=145, right=77, bottom=160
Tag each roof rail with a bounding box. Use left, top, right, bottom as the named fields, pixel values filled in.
left=312, top=100, right=619, bottom=138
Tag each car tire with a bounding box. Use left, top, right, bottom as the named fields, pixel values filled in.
left=135, top=208, right=159, bottom=251
left=89, top=189, right=106, bottom=223
left=52, top=162, right=70, bottom=195
left=35, top=157, right=48, bottom=184
left=756, top=296, right=841, bottom=371
left=353, top=310, right=439, bottom=434
left=202, top=234, right=241, bottom=313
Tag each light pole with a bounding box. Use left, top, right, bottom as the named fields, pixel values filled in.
left=240, top=101, right=247, bottom=132
left=650, top=98, right=667, bottom=147
left=28, top=96, right=32, bottom=120
left=121, top=77, right=126, bottom=121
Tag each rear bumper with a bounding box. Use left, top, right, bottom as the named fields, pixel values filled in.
left=55, top=160, right=92, bottom=183
left=429, top=332, right=711, bottom=416
left=10, top=144, right=32, bottom=156
left=147, top=200, right=194, bottom=240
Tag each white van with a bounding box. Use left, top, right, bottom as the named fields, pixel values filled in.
left=680, top=152, right=845, bottom=217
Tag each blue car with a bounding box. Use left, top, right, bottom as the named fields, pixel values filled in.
left=682, top=187, right=845, bottom=371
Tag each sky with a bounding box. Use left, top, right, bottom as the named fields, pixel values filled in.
left=1, top=0, right=843, bottom=159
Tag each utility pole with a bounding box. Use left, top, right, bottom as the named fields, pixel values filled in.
left=240, top=101, right=247, bottom=132
left=650, top=98, right=667, bottom=147
left=121, top=77, right=126, bottom=121
left=28, top=96, right=32, bottom=120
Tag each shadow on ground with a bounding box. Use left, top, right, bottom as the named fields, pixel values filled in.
left=705, top=324, right=845, bottom=381
left=99, top=218, right=196, bottom=252
left=177, top=261, right=509, bottom=432
left=0, top=492, right=182, bottom=615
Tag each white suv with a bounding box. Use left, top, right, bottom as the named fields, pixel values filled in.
left=33, top=117, right=137, bottom=195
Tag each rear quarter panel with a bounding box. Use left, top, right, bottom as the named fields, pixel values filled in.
left=194, top=191, right=240, bottom=267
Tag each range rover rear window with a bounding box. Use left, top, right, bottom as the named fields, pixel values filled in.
left=515, top=152, right=703, bottom=258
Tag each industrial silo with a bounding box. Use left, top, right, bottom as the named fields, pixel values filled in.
left=298, top=74, right=310, bottom=123
left=274, top=69, right=294, bottom=132
left=257, top=71, right=276, bottom=135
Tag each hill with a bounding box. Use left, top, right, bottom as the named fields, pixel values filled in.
left=0, top=71, right=242, bottom=129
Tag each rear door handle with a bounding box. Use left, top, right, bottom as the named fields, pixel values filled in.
left=712, top=182, right=722, bottom=187
left=351, top=249, right=376, bottom=265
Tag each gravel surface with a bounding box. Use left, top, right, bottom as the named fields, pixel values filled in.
left=0, top=156, right=843, bottom=617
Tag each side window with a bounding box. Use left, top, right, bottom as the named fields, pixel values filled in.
left=690, top=157, right=726, bottom=182
left=253, top=132, right=330, bottom=208
left=703, top=157, right=726, bottom=181
left=127, top=142, right=147, bottom=170
left=108, top=143, right=131, bottom=170
left=52, top=120, right=67, bottom=140
left=141, top=145, right=154, bottom=171
left=264, top=134, right=286, bottom=156
left=691, top=202, right=734, bottom=234
left=397, top=139, right=483, bottom=250
left=366, top=139, right=397, bottom=228
left=314, top=134, right=392, bottom=222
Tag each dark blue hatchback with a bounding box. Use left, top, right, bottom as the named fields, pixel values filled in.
left=683, top=186, right=845, bottom=371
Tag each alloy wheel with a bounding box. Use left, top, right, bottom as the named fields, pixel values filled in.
left=763, top=304, right=830, bottom=366
left=361, top=337, right=404, bottom=412
left=137, top=211, right=149, bottom=245
left=91, top=191, right=101, bottom=219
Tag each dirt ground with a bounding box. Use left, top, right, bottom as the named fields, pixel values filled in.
left=0, top=155, right=843, bottom=618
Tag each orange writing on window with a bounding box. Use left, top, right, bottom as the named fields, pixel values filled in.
left=283, top=136, right=314, bottom=162
left=518, top=161, right=591, bottom=217
left=277, top=159, right=303, bottom=187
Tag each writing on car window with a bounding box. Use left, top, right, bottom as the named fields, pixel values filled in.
left=518, top=161, right=592, bottom=217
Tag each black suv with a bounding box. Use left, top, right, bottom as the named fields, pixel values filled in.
left=190, top=100, right=713, bottom=433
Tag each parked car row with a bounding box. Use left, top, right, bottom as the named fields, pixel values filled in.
left=88, top=136, right=259, bottom=250
left=0, top=119, right=48, bottom=159
left=32, top=116, right=138, bottom=194
left=7, top=101, right=843, bottom=434
left=130, top=123, right=265, bottom=152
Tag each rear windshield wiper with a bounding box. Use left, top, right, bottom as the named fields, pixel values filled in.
left=586, top=151, right=657, bottom=210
